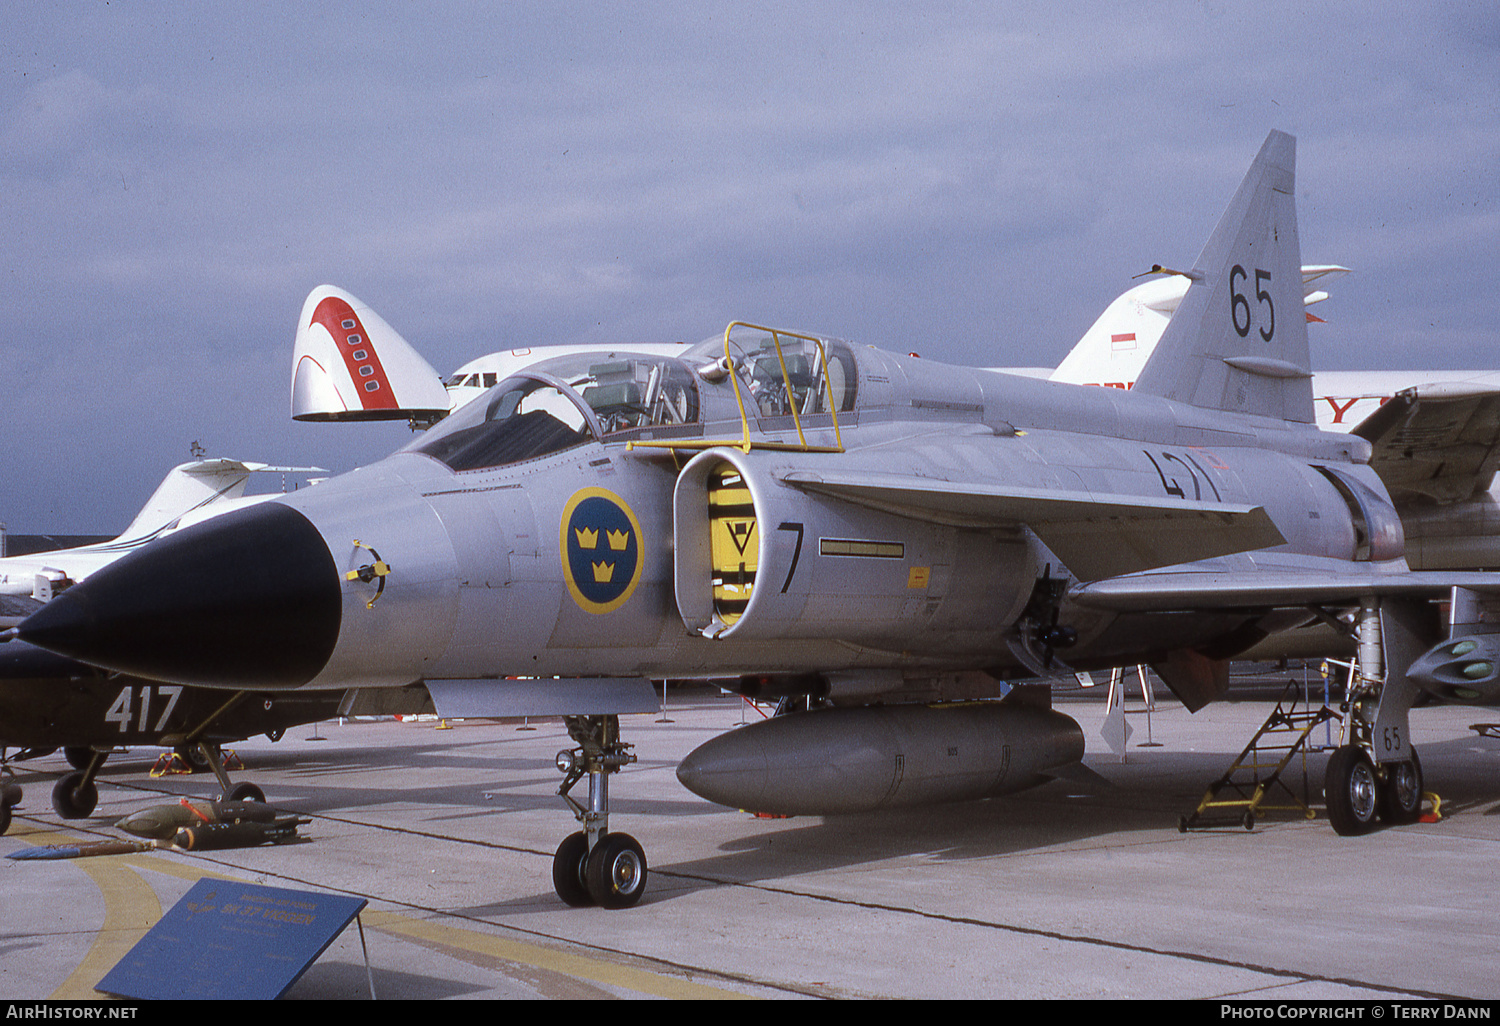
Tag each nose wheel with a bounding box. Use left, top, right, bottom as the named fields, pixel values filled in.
left=552, top=715, right=648, bottom=909
left=52, top=749, right=108, bottom=818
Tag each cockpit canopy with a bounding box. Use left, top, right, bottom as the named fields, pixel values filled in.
left=408, top=353, right=699, bottom=471
left=409, top=332, right=861, bottom=472
left=686, top=331, right=858, bottom=420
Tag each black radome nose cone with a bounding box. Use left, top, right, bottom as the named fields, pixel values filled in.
left=19, top=501, right=341, bottom=688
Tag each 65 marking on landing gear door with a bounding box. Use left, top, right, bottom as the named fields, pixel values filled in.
left=560, top=487, right=644, bottom=614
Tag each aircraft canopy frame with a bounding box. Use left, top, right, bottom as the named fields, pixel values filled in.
left=406, top=353, right=702, bottom=472
left=628, top=322, right=851, bottom=455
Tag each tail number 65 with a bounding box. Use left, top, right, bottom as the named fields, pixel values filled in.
left=1230, top=265, right=1274, bottom=342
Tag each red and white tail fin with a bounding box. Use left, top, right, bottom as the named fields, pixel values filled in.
left=291, top=285, right=449, bottom=423
left=1051, top=265, right=1348, bottom=390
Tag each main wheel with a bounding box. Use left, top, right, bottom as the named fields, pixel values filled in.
left=176, top=744, right=216, bottom=772
left=51, top=771, right=98, bottom=819
left=226, top=782, right=265, bottom=804
left=1325, top=745, right=1379, bottom=836
left=585, top=832, right=648, bottom=909
left=1378, top=748, right=1423, bottom=825
left=552, top=831, right=594, bottom=907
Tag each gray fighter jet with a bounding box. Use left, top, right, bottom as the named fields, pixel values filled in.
left=15, top=131, right=1500, bottom=909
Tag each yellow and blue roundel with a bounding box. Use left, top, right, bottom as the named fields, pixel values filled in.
left=560, top=488, right=644, bottom=614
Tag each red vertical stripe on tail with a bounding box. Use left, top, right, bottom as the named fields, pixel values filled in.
left=309, top=296, right=398, bottom=410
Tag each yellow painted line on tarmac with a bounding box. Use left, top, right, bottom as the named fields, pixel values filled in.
left=52, top=859, right=161, bottom=1000
left=9, top=828, right=163, bottom=1001
left=117, top=853, right=238, bottom=884
left=8, top=825, right=236, bottom=1000
left=12, top=824, right=749, bottom=1000
left=361, top=910, right=755, bottom=999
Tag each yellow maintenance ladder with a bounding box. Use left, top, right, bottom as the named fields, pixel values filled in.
left=1179, top=683, right=1340, bottom=831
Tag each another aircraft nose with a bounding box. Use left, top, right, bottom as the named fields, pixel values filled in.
left=17, top=501, right=341, bottom=689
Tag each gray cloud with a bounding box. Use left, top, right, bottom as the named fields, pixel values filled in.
left=2, top=1, right=1496, bottom=532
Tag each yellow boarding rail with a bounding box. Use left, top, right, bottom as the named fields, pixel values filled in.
left=627, top=321, right=845, bottom=455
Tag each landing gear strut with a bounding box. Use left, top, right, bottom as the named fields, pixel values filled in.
left=164, top=692, right=267, bottom=803
left=1324, top=599, right=1426, bottom=835
left=552, top=715, right=648, bottom=909
left=178, top=739, right=266, bottom=804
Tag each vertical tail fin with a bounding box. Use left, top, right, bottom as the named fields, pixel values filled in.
left=118, top=459, right=327, bottom=542
left=1050, top=265, right=1348, bottom=390
left=290, top=285, right=449, bottom=423
left=118, top=460, right=257, bottom=541
left=1131, top=131, right=1314, bottom=424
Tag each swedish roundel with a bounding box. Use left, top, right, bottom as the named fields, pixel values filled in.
left=560, top=488, right=644, bottom=614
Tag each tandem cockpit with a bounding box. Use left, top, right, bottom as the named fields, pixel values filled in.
left=407, top=324, right=861, bottom=471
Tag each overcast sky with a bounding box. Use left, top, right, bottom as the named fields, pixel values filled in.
left=3, top=2, right=1496, bottom=534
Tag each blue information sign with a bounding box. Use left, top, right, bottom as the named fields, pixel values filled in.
left=97, top=878, right=368, bottom=1000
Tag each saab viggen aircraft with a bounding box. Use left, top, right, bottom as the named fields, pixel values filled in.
left=16, top=132, right=1500, bottom=911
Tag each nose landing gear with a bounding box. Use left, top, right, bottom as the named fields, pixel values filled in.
left=552, top=715, right=648, bottom=909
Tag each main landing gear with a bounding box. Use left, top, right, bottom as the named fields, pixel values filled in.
left=1324, top=743, right=1423, bottom=835
left=49, top=739, right=266, bottom=820
left=50, top=691, right=269, bottom=820
left=552, top=715, right=648, bottom=909
left=1322, top=599, right=1426, bottom=836
left=52, top=749, right=106, bottom=819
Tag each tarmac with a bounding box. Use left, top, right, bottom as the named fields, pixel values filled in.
left=3, top=675, right=1499, bottom=1002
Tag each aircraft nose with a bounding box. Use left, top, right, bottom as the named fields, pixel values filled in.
left=17, top=501, right=341, bottom=688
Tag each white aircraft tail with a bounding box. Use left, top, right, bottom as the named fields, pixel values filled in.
left=119, top=459, right=323, bottom=542
left=1131, top=131, right=1315, bottom=424
left=1052, top=265, right=1347, bottom=390
left=0, top=458, right=326, bottom=598
left=291, top=285, right=449, bottom=423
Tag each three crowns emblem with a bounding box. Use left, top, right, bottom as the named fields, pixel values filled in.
left=562, top=489, right=643, bottom=614
left=577, top=526, right=630, bottom=582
